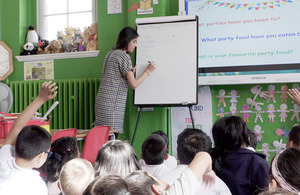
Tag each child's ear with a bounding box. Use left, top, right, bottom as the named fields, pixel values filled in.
left=58, top=181, right=61, bottom=191
left=269, top=178, right=279, bottom=191
left=141, top=154, right=144, bottom=160
left=287, top=140, right=294, bottom=149
left=165, top=153, right=169, bottom=160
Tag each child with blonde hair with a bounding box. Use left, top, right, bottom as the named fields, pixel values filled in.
left=59, top=158, right=94, bottom=195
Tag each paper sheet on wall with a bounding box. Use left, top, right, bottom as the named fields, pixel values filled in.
left=24, top=60, right=54, bottom=80
left=107, top=0, right=122, bottom=14
left=171, top=86, right=213, bottom=158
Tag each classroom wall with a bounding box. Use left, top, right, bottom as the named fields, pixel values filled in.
left=0, top=0, right=179, bottom=155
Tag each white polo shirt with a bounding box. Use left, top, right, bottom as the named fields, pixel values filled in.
left=0, top=145, right=48, bottom=195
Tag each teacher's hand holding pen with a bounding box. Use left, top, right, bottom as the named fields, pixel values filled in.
left=145, top=61, right=156, bottom=76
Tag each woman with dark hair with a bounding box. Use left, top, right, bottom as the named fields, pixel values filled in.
left=268, top=148, right=300, bottom=194
left=211, top=116, right=269, bottom=195
left=94, top=26, right=156, bottom=133
left=42, top=137, right=79, bottom=195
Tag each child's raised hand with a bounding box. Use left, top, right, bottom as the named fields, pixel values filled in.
left=38, top=81, right=58, bottom=102
left=288, top=89, right=300, bottom=106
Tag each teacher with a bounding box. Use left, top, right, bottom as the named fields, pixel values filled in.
left=94, top=26, right=156, bottom=133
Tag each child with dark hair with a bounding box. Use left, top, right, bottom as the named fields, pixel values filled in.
left=268, top=148, right=300, bottom=194
left=246, top=130, right=258, bottom=152
left=287, top=125, right=300, bottom=150
left=83, top=175, right=130, bottom=195
left=211, top=116, right=269, bottom=195
left=140, top=130, right=177, bottom=169
left=140, top=134, right=173, bottom=179
left=0, top=81, right=57, bottom=195
left=126, top=152, right=215, bottom=195
left=43, top=137, right=79, bottom=195
left=161, top=128, right=231, bottom=195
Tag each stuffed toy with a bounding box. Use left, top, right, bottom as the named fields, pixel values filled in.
left=45, top=40, right=63, bottom=54
left=82, top=27, right=90, bottom=46
left=62, top=42, right=77, bottom=52
left=37, top=39, right=50, bottom=54
left=73, top=27, right=83, bottom=47
left=57, top=31, right=65, bottom=41
left=20, top=42, right=38, bottom=55
left=26, top=25, right=39, bottom=46
left=63, top=27, right=74, bottom=44
left=86, top=22, right=98, bottom=51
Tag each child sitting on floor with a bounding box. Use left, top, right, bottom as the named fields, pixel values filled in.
left=0, top=81, right=57, bottom=195
left=139, top=130, right=177, bottom=169
left=43, top=137, right=79, bottom=195
left=286, top=125, right=300, bottom=150
left=59, top=158, right=94, bottom=195
left=268, top=148, right=300, bottom=194
left=126, top=151, right=215, bottom=195
left=161, top=128, right=231, bottom=195
left=140, top=134, right=174, bottom=179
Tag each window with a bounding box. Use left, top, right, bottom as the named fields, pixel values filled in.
left=37, top=0, right=97, bottom=41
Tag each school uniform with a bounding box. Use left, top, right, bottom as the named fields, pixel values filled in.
left=0, top=145, right=48, bottom=195
left=161, top=164, right=232, bottom=195
left=213, top=148, right=269, bottom=195
left=163, top=167, right=200, bottom=195
left=141, top=161, right=174, bottom=180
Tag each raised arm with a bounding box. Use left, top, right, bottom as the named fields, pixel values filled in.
left=126, top=61, right=156, bottom=90
left=4, top=81, right=58, bottom=146
left=288, top=88, right=300, bottom=106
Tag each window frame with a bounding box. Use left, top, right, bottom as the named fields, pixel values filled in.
left=36, top=0, right=97, bottom=40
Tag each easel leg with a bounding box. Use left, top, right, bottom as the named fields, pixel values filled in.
left=167, top=107, right=170, bottom=138
left=131, top=107, right=143, bottom=146
left=189, top=105, right=195, bottom=129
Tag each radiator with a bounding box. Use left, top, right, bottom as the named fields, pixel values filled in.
left=9, top=78, right=100, bottom=130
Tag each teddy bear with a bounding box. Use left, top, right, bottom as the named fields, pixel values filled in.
left=20, top=42, right=38, bottom=55
left=44, top=40, right=63, bottom=54
left=86, top=22, right=98, bottom=51
left=57, top=31, right=65, bottom=41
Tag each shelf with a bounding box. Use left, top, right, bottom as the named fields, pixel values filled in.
left=15, top=50, right=100, bottom=62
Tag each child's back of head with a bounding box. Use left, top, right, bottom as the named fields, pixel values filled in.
left=287, top=125, right=300, bottom=150
left=212, top=116, right=250, bottom=155
left=83, top=175, right=130, bottom=195
left=270, top=148, right=300, bottom=194
left=177, top=128, right=212, bottom=165
left=152, top=130, right=169, bottom=149
left=43, top=137, right=79, bottom=182
left=59, top=158, right=94, bottom=195
left=16, top=125, right=51, bottom=162
left=125, top=170, right=158, bottom=195
left=94, top=140, right=140, bottom=178
left=142, top=134, right=167, bottom=165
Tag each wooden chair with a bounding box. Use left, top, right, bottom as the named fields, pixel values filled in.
left=81, top=126, right=110, bottom=164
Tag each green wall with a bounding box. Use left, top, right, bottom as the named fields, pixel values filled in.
left=0, top=0, right=179, bottom=156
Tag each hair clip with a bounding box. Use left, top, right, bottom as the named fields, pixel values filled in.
left=66, top=148, right=71, bottom=151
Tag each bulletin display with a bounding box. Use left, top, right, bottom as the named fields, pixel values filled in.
left=211, top=83, right=298, bottom=162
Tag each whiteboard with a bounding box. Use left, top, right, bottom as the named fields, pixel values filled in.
left=134, top=15, right=198, bottom=106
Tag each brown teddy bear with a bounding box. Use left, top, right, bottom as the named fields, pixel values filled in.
left=45, top=40, right=63, bottom=54
left=86, top=22, right=98, bottom=51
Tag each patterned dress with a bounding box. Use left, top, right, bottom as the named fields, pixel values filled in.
left=94, top=50, right=133, bottom=133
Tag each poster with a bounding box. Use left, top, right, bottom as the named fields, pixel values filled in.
left=171, top=86, right=213, bottom=158
left=24, top=60, right=54, bottom=80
